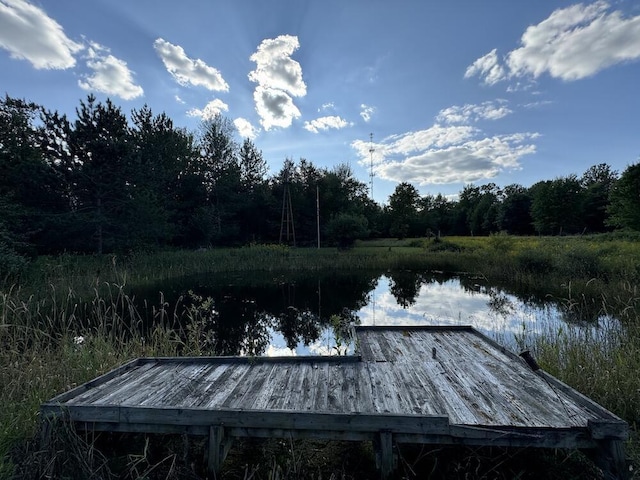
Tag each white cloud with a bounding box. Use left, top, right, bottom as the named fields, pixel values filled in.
left=467, top=2, right=640, bottom=84
left=266, top=345, right=297, bottom=357
left=352, top=124, right=538, bottom=185
left=234, top=117, right=260, bottom=140
left=154, top=38, right=229, bottom=91
left=0, top=0, right=83, bottom=69
left=249, top=35, right=306, bottom=130
left=252, top=85, right=301, bottom=130
left=303, top=115, right=352, bottom=133
left=187, top=98, right=229, bottom=121
left=319, top=102, right=335, bottom=112
left=360, top=104, right=375, bottom=122
left=436, top=100, right=512, bottom=124
left=307, top=340, right=333, bottom=356
left=78, top=42, right=143, bottom=100
left=175, top=95, right=185, bottom=104
left=464, top=49, right=506, bottom=85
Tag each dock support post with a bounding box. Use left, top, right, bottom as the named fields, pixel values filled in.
left=594, top=440, right=628, bottom=480
left=208, top=426, right=233, bottom=475
left=374, top=430, right=395, bottom=479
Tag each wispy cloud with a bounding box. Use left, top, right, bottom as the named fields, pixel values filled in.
left=154, top=38, right=229, bottom=91
left=465, top=49, right=506, bottom=85
left=187, top=98, right=229, bottom=121
left=436, top=100, right=512, bottom=124
left=0, top=0, right=83, bottom=69
left=319, top=102, right=335, bottom=112
left=78, top=42, right=143, bottom=100
left=360, top=104, right=375, bottom=122
left=466, top=1, right=640, bottom=85
left=304, top=115, right=352, bottom=133
left=248, top=35, right=306, bottom=130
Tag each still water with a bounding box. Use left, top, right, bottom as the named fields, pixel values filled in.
left=132, top=270, right=610, bottom=357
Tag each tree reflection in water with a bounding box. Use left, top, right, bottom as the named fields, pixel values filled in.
left=131, top=269, right=616, bottom=356
left=157, top=271, right=379, bottom=356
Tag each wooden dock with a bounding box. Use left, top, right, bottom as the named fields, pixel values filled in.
left=41, top=326, right=629, bottom=478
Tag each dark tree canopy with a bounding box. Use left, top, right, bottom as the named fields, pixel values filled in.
left=1, top=92, right=636, bottom=266
left=607, top=162, right=640, bottom=231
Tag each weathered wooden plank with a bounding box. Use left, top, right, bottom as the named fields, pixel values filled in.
left=296, top=360, right=321, bottom=411
left=63, top=361, right=156, bottom=405
left=312, top=361, right=330, bottom=412
left=264, top=363, right=297, bottom=410
left=45, top=358, right=144, bottom=405
left=326, top=363, right=344, bottom=412
left=221, top=362, right=273, bottom=409
left=366, top=362, right=425, bottom=415
left=111, top=363, right=186, bottom=406
left=248, top=363, right=283, bottom=410
left=114, top=407, right=451, bottom=435
left=138, top=363, right=214, bottom=407
left=588, top=419, right=629, bottom=441
left=357, top=330, right=386, bottom=362
left=420, top=360, right=480, bottom=424
left=42, top=324, right=628, bottom=479
left=202, top=363, right=251, bottom=408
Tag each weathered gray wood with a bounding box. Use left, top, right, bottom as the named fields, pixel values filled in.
left=208, top=426, right=233, bottom=474
left=375, top=431, right=394, bottom=479
left=42, top=326, right=628, bottom=478
left=48, top=358, right=144, bottom=404
left=593, top=440, right=629, bottom=480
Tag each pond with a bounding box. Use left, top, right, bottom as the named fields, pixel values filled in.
left=131, top=269, right=614, bottom=357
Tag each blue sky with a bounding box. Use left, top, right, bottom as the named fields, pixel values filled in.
left=1, top=0, right=639, bottom=204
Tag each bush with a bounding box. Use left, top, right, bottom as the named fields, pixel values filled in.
left=426, top=238, right=463, bottom=252
left=0, top=241, right=27, bottom=282
left=326, top=213, right=369, bottom=250
left=487, top=232, right=514, bottom=253
left=556, top=245, right=602, bottom=278
left=515, top=248, right=554, bottom=274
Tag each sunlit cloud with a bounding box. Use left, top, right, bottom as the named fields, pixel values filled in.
left=154, top=38, right=229, bottom=91
left=466, top=2, right=640, bottom=85
left=465, top=49, right=506, bottom=85
left=0, top=0, right=83, bottom=69
left=234, top=117, right=260, bottom=140
left=187, top=98, right=229, bottom=121
left=78, top=42, right=143, bottom=100
left=252, top=85, right=301, bottom=130
left=304, top=115, right=352, bottom=133
left=249, top=35, right=306, bottom=130
left=352, top=123, right=538, bottom=185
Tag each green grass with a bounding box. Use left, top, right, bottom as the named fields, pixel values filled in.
left=2, top=235, right=640, bottom=478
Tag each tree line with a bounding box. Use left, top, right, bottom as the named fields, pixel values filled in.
left=1, top=94, right=639, bottom=264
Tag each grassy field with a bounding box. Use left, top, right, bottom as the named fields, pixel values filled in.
left=1, top=234, right=639, bottom=478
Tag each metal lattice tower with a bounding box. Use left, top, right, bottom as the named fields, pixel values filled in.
left=368, top=133, right=375, bottom=200
left=279, top=167, right=296, bottom=247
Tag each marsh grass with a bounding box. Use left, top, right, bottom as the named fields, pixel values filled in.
left=2, top=235, right=640, bottom=478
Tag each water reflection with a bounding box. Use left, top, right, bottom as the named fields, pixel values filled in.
left=132, top=270, right=615, bottom=357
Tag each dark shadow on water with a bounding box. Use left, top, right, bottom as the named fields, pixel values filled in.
left=125, top=269, right=612, bottom=356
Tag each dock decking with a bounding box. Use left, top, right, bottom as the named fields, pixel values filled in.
left=42, top=326, right=629, bottom=478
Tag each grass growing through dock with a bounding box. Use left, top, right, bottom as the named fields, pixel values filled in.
left=1, top=234, right=640, bottom=478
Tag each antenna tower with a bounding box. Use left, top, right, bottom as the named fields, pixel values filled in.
left=279, top=164, right=296, bottom=247
left=368, top=133, right=375, bottom=199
